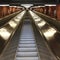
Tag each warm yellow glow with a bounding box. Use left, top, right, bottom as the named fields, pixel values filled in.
left=9, top=11, right=26, bottom=28
left=29, top=11, right=35, bottom=16
left=29, top=11, right=36, bottom=18
left=0, top=4, right=9, bottom=6
left=0, top=11, right=26, bottom=41
left=16, top=17, right=21, bottom=19
left=43, top=27, right=57, bottom=40
left=38, top=21, right=46, bottom=27
left=9, top=21, right=17, bottom=28
left=34, top=16, right=39, bottom=19
left=35, top=19, right=40, bottom=22
left=16, top=10, right=26, bottom=20
left=0, top=28, right=11, bottom=40
left=45, top=4, right=56, bottom=6
left=14, top=19, right=20, bottom=22
left=35, top=18, right=42, bottom=22
left=29, top=11, right=41, bottom=21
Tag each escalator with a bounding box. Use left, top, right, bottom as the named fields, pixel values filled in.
left=0, top=12, right=57, bottom=60
left=15, top=19, right=40, bottom=60
left=0, top=18, right=40, bottom=60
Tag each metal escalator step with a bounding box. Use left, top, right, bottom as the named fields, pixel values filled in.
left=21, top=31, right=33, bottom=33
left=20, top=39, right=35, bottom=41
left=16, top=52, right=38, bottom=57
left=20, top=38, right=34, bottom=39
left=16, top=57, right=39, bottom=60
left=18, top=44, right=36, bottom=48
left=21, top=34, right=34, bottom=36
left=20, top=35, right=34, bottom=37
left=17, top=48, right=37, bottom=52
left=20, top=33, right=34, bottom=35
left=19, top=41, right=35, bottom=44
left=20, top=40, right=35, bottom=42
left=21, top=35, right=34, bottom=36
left=20, top=37, right=34, bottom=39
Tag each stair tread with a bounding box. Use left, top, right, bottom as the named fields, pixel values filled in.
left=18, top=44, right=36, bottom=47
left=20, top=38, right=34, bottom=40
left=17, top=48, right=37, bottom=52
left=19, top=41, right=35, bottom=43
left=16, top=57, right=39, bottom=60
left=16, top=52, right=38, bottom=57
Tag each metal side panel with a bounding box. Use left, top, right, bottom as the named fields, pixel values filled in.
left=0, top=21, right=22, bottom=60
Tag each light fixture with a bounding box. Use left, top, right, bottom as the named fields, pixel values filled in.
left=45, top=4, right=56, bottom=6
left=0, top=4, right=9, bottom=6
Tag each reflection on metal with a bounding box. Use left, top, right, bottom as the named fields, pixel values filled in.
left=8, top=10, right=26, bottom=29
left=0, top=10, right=26, bottom=54
left=34, top=17, right=39, bottom=19
left=38, top=21, right=46, bottom=28
left=29, top=10, right=38, bottom=18
left=29, top=10, right=42, bottom=23
left=0, top=28, right=11, bottom=40
left=9, top=21, right=17, bottom=28
left=29, top=10, right=60, bottom=59
left=14, top=19, right=20, bottom=22
left=43, top=27, right=57, bottom=40
left=35, top=18, right=42, bottom=22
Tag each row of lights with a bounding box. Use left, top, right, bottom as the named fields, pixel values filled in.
left=32, top=4, right=56, bottom=8
left=0, top=4, right=22, bottom=8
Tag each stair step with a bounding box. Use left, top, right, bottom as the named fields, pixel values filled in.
left=18, top=44, right=36, bottom=48
left=21, top=33, right=33, bottom=34
left=17, top=48, right=37, bottom=52
left=16, top=57, right=39, bottom=60
left=16, top=52, right=38, bottom=57
left=20, top=37, right=34, bottom=38
left=20, top=39, right=35, bottom=41
left=19, top=41, right=35, bottom=44
left=21, top=35, right=34, bottom=36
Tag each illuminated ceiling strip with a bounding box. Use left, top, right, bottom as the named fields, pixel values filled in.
left=21, top=4, right=33, bottom=8
left=45, top=4, right=56, bottom=6
left=0, top=4, right=9, bottom=6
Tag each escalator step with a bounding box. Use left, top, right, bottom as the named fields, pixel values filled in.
left=18, top=44, right=36, bottom=48
left=16, top=52, right=38, bottom=57
left=19, top=41, right=35, bottom=44
left=17, top=48, right=37, bottom=52
left=20, top=39, right=35, bottom=41
left=16, top=57, right=39, bottom=60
